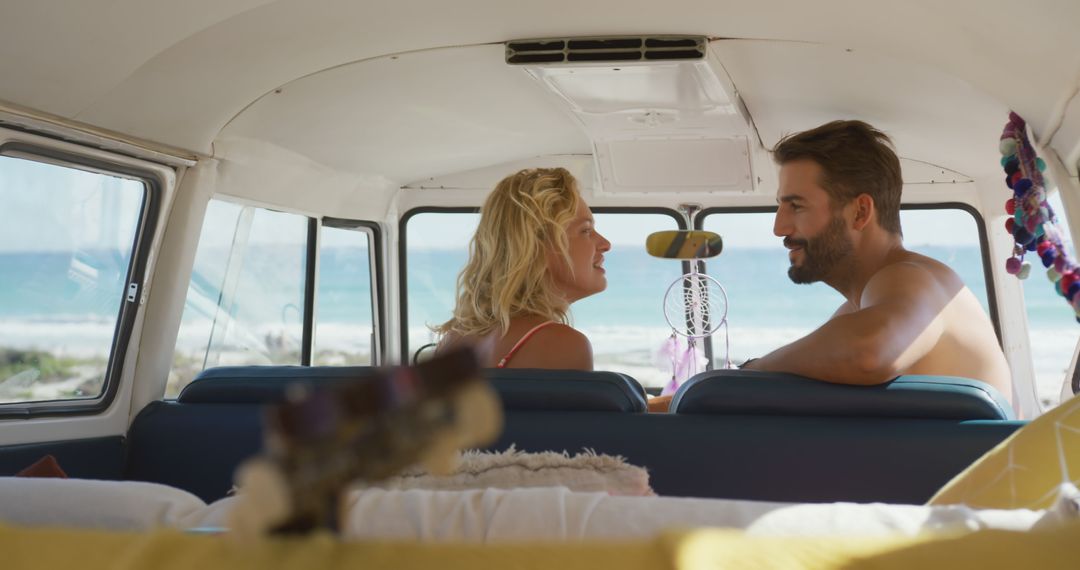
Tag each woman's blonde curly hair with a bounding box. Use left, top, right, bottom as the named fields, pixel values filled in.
left=435, top=167, right=582, bottom=339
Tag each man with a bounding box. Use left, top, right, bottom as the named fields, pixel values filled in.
left=741, top=120, right=1013, bottom=404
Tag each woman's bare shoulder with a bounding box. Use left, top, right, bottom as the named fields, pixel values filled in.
left=512, top=323, right=593, bottom=370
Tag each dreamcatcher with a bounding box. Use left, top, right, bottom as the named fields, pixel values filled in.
left=647, top=228, right=730, bottom=395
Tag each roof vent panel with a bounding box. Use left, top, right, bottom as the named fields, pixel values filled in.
left=506, top=35, right=706, bottom=65
left=510, top=36, right=758, bottom=194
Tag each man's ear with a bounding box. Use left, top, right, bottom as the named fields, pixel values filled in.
left=851, top=194, right=875, bottom=231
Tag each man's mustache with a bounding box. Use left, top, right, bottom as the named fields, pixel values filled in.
left=784, top=238, right=809, bottom=249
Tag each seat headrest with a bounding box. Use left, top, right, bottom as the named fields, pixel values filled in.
left=485, top=369, right=647, bottom=412
left=670, top=371, right=1014, bottom=420
left=177, top=366, right=381, bottom=404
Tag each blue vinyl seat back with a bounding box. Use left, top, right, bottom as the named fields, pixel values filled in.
left=177, top=365, right=381, bottom=404
left=126, top=401, right=264, bottom=502
left=671, top=371, right=1015, bottom=420
left=130, top=365, right=380, bottom=501
left=126, top=365, right=1022, bottom=503
left=485, top=368, right=647, bottom=412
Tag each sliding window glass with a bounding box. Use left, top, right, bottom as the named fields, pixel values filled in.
left=0, top=155, right=145, bottom=404
left=168, top=200, right=308, bottom=397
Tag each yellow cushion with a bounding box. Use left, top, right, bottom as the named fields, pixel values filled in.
left=3, top=521, right=1080, bottom=570
left=929, top=393, right=1080, bottom=509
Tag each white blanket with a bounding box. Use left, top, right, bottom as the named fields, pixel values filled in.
left=0, top=477, right=1048, bottom=540
left=337, top=487, right=1043, bottom=541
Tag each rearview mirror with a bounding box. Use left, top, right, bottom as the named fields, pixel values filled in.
left=646, top=230, right=723, bottom=259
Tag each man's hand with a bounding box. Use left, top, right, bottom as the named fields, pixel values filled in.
left=738, top=358, right=760, bottom=370
left=647, top=394, right=673, bottom=413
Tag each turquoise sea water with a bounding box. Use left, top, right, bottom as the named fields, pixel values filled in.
left=3, top=244, right=1076, bottom=337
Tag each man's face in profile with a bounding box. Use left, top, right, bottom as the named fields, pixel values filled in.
left=774, top=160, right=854, bottom=284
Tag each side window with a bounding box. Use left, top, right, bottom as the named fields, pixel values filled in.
left=403, top=211, right=480, bottom=358
left=169, top=200, right=309, bottom=396
left=404, top=210, right=682, bottom=388
left=700, top=206, right=992, bottom=368
left=0, top=155, right=146, bottom=405
left=1024, top=193, right=1080, bottom=409
left=314, top=221, right=376, bottom=366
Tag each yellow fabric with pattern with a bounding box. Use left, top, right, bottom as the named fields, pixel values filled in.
left=929, top=393, right=1080, bottom=509
left=3, top=520, right=1080, bottom=570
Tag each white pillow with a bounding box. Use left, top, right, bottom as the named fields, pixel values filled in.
left=0, top=477, right=207, bottom=530
left=363, top=446, right=653, bottom=496
left=744, top=502, right=1043, bottom=536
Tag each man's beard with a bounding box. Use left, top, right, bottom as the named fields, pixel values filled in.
left=785, top=214, right=854, bottom=284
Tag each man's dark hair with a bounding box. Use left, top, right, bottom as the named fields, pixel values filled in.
left=773, top=120, right=903, bottom=235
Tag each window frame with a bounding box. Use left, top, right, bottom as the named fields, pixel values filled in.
left=398, top=206, right=686, bottom=360
left=0, top=142, right=161, bottom=418
left=318, top=217, right=384, bottom=365
left=695, top=201, right=1001, bottom=343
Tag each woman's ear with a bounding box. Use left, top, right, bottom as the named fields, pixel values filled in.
left=851, top=194, right=875, bottom=231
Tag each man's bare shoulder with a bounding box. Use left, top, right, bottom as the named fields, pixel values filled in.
left=864, top=252, right=962, bottom=301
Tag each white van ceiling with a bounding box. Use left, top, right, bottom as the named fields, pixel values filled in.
left=2, top=0, right=1079, bottom=183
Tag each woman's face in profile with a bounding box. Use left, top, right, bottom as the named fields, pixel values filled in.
left=548, top=198, right=612, bottom=303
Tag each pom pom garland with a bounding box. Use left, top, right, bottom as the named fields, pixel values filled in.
left=1000, top=112, right=1080, bottom=322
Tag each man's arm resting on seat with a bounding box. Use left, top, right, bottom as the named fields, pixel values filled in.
left=742, top=263, right=948, bottom=385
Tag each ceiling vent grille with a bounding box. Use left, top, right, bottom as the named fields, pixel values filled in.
left=506, top=36, right=706, bottom=65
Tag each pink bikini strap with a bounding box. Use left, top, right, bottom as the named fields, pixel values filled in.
left=496, top=321, right=557, bottom=368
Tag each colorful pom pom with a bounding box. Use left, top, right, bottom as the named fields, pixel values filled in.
left=1048, top=267, right=1062, bottom=282
left=1000, top=138, right=1018, bottom=156
left=1014, top=226, right=1034, bottom=245
left=1015, top=178, right=1033, bottom=193
left=1005, top=257, right=1022, bottom=274
left=1004, top=159, right=1020, bottom=176
left=1005, top=198, right=1016, bottom=215
left=1036, top=157, right=1046, bottom=172
left=1062, top=272, right=1079, bottom=295
left=1042, top=251, right=1056, bottom=268
left=1018, top=262, right=1032, bottom=279
left=1006, top=218, right=1016, bottom=234
left=1068, top=282, right=1080, bottom=301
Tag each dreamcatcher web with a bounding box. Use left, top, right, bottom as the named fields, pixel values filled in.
left=663, top=272, right=728, bottom=338
left=658, top=263, right=732, bottom=396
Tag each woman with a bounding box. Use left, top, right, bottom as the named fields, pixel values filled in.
left=435, top=167, right=610, bottom=369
